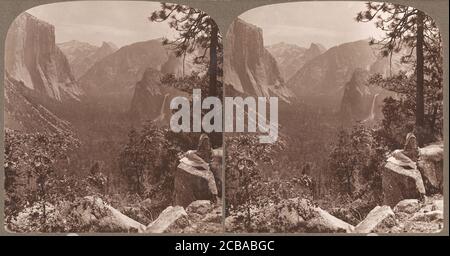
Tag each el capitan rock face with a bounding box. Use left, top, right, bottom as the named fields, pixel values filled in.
left=58, top=40, right=118, bottom=79
left=266, top=42, right=325, bottom=81
left=5, top=12, right=82, bottom=102
left=224, top=18, right=293, bottom=102
left=4, top=12, right=82, bottom=133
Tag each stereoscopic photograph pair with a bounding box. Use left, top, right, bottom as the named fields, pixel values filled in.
left=2, top=1, right=445, bottom=234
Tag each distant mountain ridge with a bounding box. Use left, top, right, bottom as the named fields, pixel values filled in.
left=283, top=38, right=404, bottom=120
left=78, top=38, right=193, bottom=111
left=266, top=42, right=326, bottom=81
left=58, top=40, right=118, bottom=79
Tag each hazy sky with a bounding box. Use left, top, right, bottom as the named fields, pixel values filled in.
left=27, top=1, right=177, bottom=47
left=240, top=1, right=385, bottom=48
left=26, top=1, right=385, bottom=49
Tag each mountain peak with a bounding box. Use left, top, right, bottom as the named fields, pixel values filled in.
left=309, top=43, right=326, bottom=53
left=100, top=41, right=118, bottom=51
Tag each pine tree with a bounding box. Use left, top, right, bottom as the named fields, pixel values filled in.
left=150, top=3, right=222, bottom=97
left=356, top=2, right=442, bottom=146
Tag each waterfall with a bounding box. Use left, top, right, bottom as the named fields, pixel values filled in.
left=364, top=93, right=379, bottom=122
left=160, top=93, right=169, bottom=117
left=153, top=93, right=170, bottom=122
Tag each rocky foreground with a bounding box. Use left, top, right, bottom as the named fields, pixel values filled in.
left=8, top=138, right=443, bottom=234
left=226, top=139, right=444, bottom=234
left=8, top=134, right=222, bottom=233
left=225, top=195, right=443, bottom=233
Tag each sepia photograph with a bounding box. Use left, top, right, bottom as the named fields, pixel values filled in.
left=3, top=1, right=223, bottom=233
left=223, top=1, right=444, bottom=233
left=1, top=0, right=447, bottom=238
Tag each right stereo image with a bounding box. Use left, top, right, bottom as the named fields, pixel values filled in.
left=223, top=1, right=444, bottom=233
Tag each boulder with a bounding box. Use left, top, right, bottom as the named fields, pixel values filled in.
left=307, top=207, right=355, bottom=233
left=186, top=200, right=212, bottom=215
left=145, top=206, right=189, bottom=233
left=279, top=204, right=305, bottom=227
left=182, top=201, right=223, bottom=233
left=432, top=200, right=443, bottom=212
left=412, top=210, right=443, bottom=222
left=418, top=144, right=444, bottom=194
left=394, top=199, right=421, bottom=214
left=382, top=157, right=426, bottom=207
left=263, top=199, right=307, bottom=231
left=355, top=206, right=395, bottom=233
left=74, top=196, right=145, bottom=232
left=174, top=158, right=218, bottom=207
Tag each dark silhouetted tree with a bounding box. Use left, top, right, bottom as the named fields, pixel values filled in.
left=150, top=3, right=222, bottom=97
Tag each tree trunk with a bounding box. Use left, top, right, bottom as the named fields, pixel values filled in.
left=209, top=24, right=218, bottom=97
left=416, top=11, right=425, bottom=146
left=182, top=53, right=186, bottom=78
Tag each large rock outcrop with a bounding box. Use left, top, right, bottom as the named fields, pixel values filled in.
left=72, top=196, right=146, bottom=232
left=306, top=207, right=355, bottom=233
left=144, top=206, right=189, bottom=233
left=145, top=200, right=222, bottom=233
left=382, top=155, right=426, bottom=207
left=174, top=135, right=220, bottom=208
left=382, top=138, right=443, bottom=206
left=417, top=144, right=444, bottom=194
left=174, top=153, right=219, bottom=207
left=224, top=18, right=294, bottom=103
left=354, top=205, right=395, bottom=233
left=5, top=12, right=82, bottom=102
left=379, top=195, right=444, bottom=233
left=393, top=199, right=421, bottom=214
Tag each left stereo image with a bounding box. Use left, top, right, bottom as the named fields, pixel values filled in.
left=3, top=1, right=223, bottom=233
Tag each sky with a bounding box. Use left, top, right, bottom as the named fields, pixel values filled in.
left=25, top=1, right=385, bottom=49
left=240, top=1, right=385, bottom=49
left=27, top=1, right=177, bottom=47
